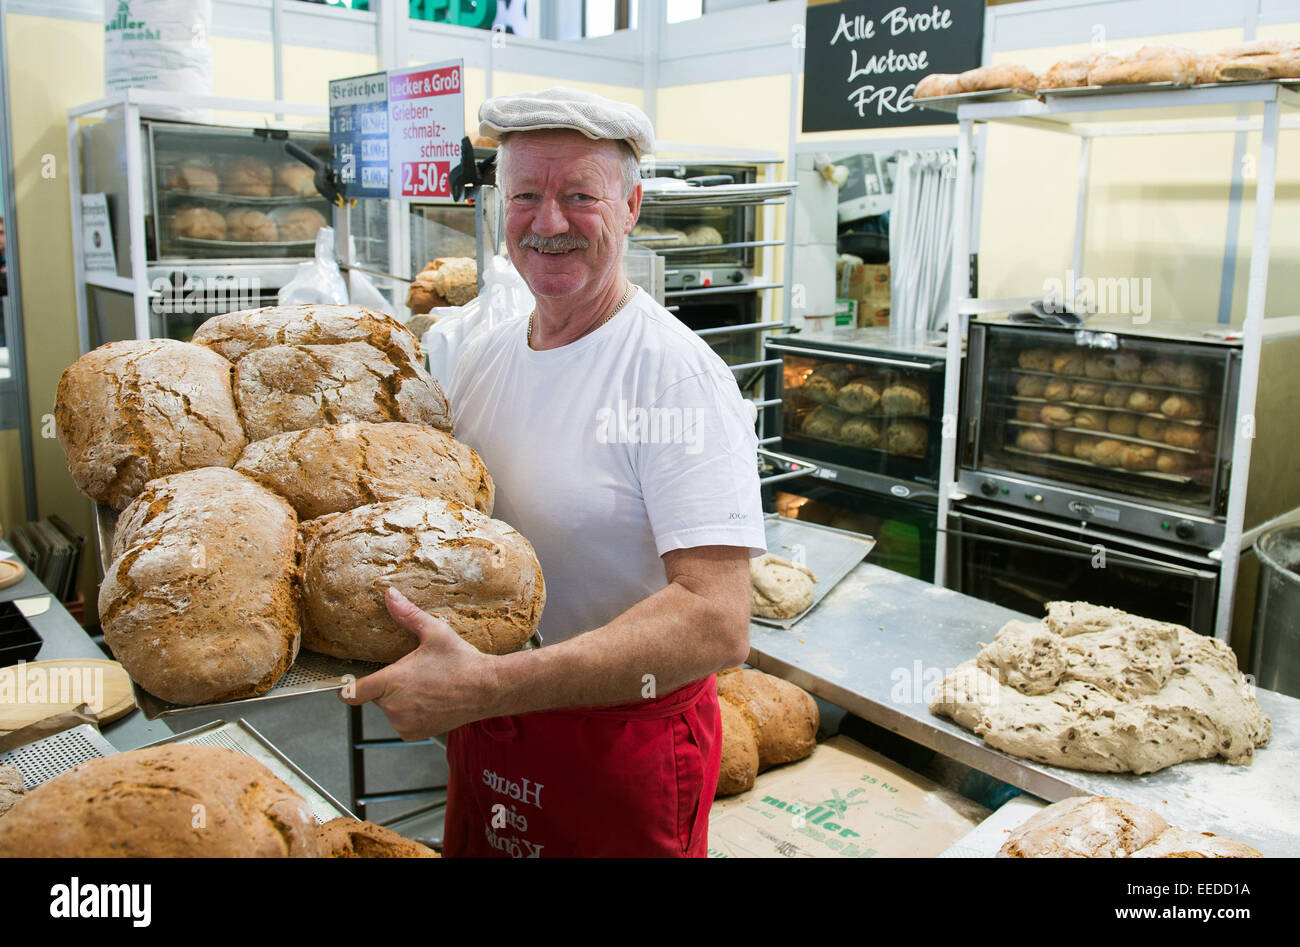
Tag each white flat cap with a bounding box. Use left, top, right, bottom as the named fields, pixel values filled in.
left=478, top=86, right=655, bottom=159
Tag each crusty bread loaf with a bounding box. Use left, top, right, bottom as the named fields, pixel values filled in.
left=0, top=745, right=317, bottom=857
left=270, top=206, right=328, bottom=242
left=233, top=341, right=453, bottom=441
left=1039, top=55, right=1099, bottom=90
left=173, top=205, right=227, bottom=240
left=1091, top=439, right=1127, bottom=467
left=1122, top=444, right=1157, bottom=471
left=1141, top=358, right=1180, bottom=385
left=1017, top=428, right=1054, bottom=453
left=1164, top=422, right=1205, bottom=450
left=55, top=339, right=248, bottom=509
left=191, top=304, right=422, bottom=371
left=840, top=415, right=883, bottom=447
left=220, top=156, right=273, bottom=197
left=1157, top=450, right=1189, bottom=474
left=420, top=257, right=478, bottom=307
left=1072, top=436, right=1102, bottom=461
left=1200, top=40, right=1300, bottom=83
left=1103, top=385, right=1133, bottom=408
left=315, top=818, right=439, bottom=858
left=1018, top=348, right=1055, bottom=372
left=236, top=421, right=493, bottom=520
left=880, top=379, right=929, bottom=415
left=274, top=163, right=318, bottom=197
left=836, top=377, right=881, bottom=414
left=1015, top=403, right=1041, bottom=422
left=1138, top=417, right=1168, bottom=442
left=1088, top=45, right=1198, bottom=86
left=1039, top=405, right=1074, bottom=429
left=1051, top=351, right=1085, bottom=376
left=1043, top=380, right=1072, bottom=402
left=999, top=795, right=1262, bottom=858
left=913, top=73, right=962, bottom=98
left=1160, top=394, right=1204, bottom=420
left=1083, top=354, right=1116, bottom=380
left=299, top=496, right=544, bottom=663
left=101, top=467, right=301, bottom=705
left=886, top=419, right=928, bottom=456
left=1017, top=374, right=1048, bottom=397
left=1107, top=412, right=1139, bottom=436
left=225, top=208, right=278, bottom=242
left=407, top=273, right=450, bottom=315
left=957, top=64, right=1039, bottom=95
left=801, top=405, right=845, bottom=440
left=717, top=669, right=819, bottom=768
left=716, top=699, right=760, bottom=796
left=1112, top=353, right=1143, bottom=381
left=1127, top=388, right=1162, bottom=413
left=1070, top=382, right=1106, bottom=405
left=1073, top=409, right=1106, bottom=431
left=166, top=162, right=220, bottom=192
left=0, top=765, right=24, bottom=817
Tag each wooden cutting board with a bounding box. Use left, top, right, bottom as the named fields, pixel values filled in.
left=0, top=558, right=24, bottom=590
left=0, top=659, right=136, bottom=733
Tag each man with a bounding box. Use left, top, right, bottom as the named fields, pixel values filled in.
left=344, top=87, right=765, bottom=857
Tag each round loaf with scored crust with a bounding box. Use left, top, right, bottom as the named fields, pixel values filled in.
left=0, top=744, right=317, bottom=857
left=299, top=496, right=545, bottom=663
left=315, top=818, right=440, bottom=858
left=233, top=341, right=453, bottom=441
left=716, top=699, right=761, bottom=797
left=55, top=339, right=248, bottom=510
left=1040, top=55, right=1099, bottom=90
left=717, top=668, right=819, bottom=768
left=999, top=796, right=1168, bottom=858
left=236, top=421, right=493, bottom=520
left=101, top=467, right=301, bottom=706
left=191, top=304, right=423, bottom=371
left=914, top=73, right=962, bottom=98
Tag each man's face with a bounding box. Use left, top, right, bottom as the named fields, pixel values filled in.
left=501, top=129, right=640, bottom=300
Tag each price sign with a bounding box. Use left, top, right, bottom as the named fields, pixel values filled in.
left=329, top=71, right=390, bottom=199
left=386, top=60, right=464, bottom=203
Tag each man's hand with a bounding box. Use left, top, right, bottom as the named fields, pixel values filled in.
left=340, top=587, right=499, bottom=740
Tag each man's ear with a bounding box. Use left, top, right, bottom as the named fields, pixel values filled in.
left=624, top=181, right=643, bottom=235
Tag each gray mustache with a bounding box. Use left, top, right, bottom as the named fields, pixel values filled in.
left=520, top=232, right=590, bottom=252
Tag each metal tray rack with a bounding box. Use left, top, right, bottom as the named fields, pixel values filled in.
left=0, top=724, right=117, bottom=789
left=752, top=514, right=876, bottom=630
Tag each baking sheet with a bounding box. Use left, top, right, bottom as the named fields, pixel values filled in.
left=752, top=514, right=875, bottom=630
left=149, top=719, right=352, bottom=824
left=1003, top=444, right=1194, bottom=484
left=160, top=189, right=325, bottom=206
left=915, top=88, right=1035, bottom=112
left=1042, top=81, right=1190, bottom=98
left=172, top=235, right=316, bottom=252
left=641, top=182, right=796, bottom=205
left=0, top=723, right=117, bottom=789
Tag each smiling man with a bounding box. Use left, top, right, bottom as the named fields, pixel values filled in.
left=344, top=87, right=765, bottom=857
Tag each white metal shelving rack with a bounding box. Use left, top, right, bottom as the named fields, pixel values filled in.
left=934, top=81, right=1300, bottom=642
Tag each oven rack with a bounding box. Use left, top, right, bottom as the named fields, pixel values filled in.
left=795, top=395, right=932, bottom=419
left=788, top=429, right=926, bottom=459
left=1008, top=366, right=1213, bottom=398
left=1002, top=443, right=1197, bottom=484
left=1004, top=418, right=1203, bottom=455
left=1007, top=394, right=1211, bottom=427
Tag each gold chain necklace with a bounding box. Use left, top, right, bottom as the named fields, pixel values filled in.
left=528, top=282, right=634, bottom=349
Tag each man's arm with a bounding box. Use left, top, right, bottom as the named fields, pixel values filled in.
left=343, top=545, right=751, bottom=740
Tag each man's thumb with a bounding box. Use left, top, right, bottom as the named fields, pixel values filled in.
left=385, top=587, right=453, bottom=645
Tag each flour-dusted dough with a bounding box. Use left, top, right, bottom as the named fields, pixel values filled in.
left=750, top=553, right=817, bottom=619
left=930, top=602, right=1271, bottom=775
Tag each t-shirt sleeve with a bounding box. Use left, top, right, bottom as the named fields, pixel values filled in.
left=636, top=367, right=767, bottom=558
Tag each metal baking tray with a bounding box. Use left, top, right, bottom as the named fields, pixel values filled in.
left=1003, top=444, right=1194, bottom=484
left=160, top=189, right=326, bottom=206
left=1010, top=367, right=1209, bottom=397
left=640, top=182, right=797, bottom=205
left=915, top=88, right=1035, bottom=113
left=147, top=719, right=352, bottom=823
left=1007, top=396, right=1209, bottom=433
left=752, top=514, right=875, bottom=630
left=1004, top=412, right=1200, bottom=454
left=1041, top=80, right=1189, bottom=98
left=0, top=723, right=117, bottom=789
left=172, top=235, right=317, bottom=251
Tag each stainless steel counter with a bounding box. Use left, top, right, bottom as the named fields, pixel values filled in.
left=747, top=562, right=1300, bottom=857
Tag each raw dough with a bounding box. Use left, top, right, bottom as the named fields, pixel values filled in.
left=930, top=602, right=1271, bottom=775
left=750, top=553, right=817, bottom=619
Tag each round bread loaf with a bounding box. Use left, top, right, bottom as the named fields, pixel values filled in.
left=716, top=699, right=761, bottom=797
left=1107, top=412, right=1139, bottom=436
left=101, top=467, right=301, bottom=705
left=271, top=206, right=328, bottom=242
left=717, top=668, right=819, bottom=767
left=274, top=163, right=318, bottom=197
left=55, top=339, right=247, bottom=509
left=1073, top=409, right=1107, bottom=431
left=0, top=745, right=316, bottom=857
left=999, top=796, right=1168, bottom=858
left=220, top=156, right=273, bottom=196
left=1073, top=436, right=1102, bottom=462
left=315, top=818, right=439, bottom=858
left=1175, top=362, right=1209, bottom=390
left=1083, top=354, right=1116, bottom=380
left=1070, top=382, right=1105, bottom=405
left=1017, top=429, right=1053, bottom=453
left=1040, top=405, right=1074, bottom=428
left=880, top=379, right=929, bottom=415
left=166, top=162, right=220, bottom=192
left=237, top=421, right=493, bottom=520
left=800, top=405, right=845, bottom=440
left=421, top=257, right=479, bottom=307
left=1123, top=445, right=1158, bottom=471
left=1015, top=402, right=1041, bottom=422
left=1042, top=380, right=1072, bottom=402
left=1091, top=439, right=1127, bottom=467
left=1127, top=388, right=1162, bottom=413
left=1164, top=422, right=1205, bottom=450
left=1103, top=385, right=1134, bottom=408
left=750, top=553, right=816, bottom=619
left=1138, top=417, right=1168, bottom=442
left=225, top=208, right=278, bottom=242
left=1018, top=348, right=1055, bottom=372
left=840, top=415, right=882, bottom=448
left=407, top=273, right=449, bottom=315
left=1157, top=450, right=1189, bottom=474
left=233, top=341, right=453, bottom=441
left=1054, top=430, right=1080, bottom=456
left=886, top=419, right=927, bottom=455
left=1141, top=359, right=1180, bottom=386
left=299, top=496, right=545, bottom=663
left=836, top=377, right=881, bottom=414
left=1112, top=353, right=1143, bottom=381
left=173, top=205, right=227, bottom=240
left=684, top=224, right=723, bottom=246
left=1160, top=394, right=1204, bottom=420
left=1016, top=375, right=1047, bottom=398
left=1052, top=351, right=1085, bottom=376
left=191, top=304, right=422, bottom=370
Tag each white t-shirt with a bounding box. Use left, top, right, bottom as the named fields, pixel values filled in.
left=448, top=289, right=766, bottom=646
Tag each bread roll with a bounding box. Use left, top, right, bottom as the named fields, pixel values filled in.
left=802, top=364, right=850, bottom=404
left=55, top=339, right=247, bottom=509
left=1040, top=55, right=1099, bottom=90
left=1054, top=430, right=1080, bottom=456
left=800, top=405, right=844, bottom=440
left=315, top=819, right=439, bottom=858
left=274, top=163, right=318, bottom=197
left=1107, top=412, right=1139, bottom=436
left=1052, top=351, right=1085, bottom=376
left=225, top=208, right=278, bottom=242
left=1104, top=385, right=1134, bottom=408
left=0, top=745, right=317, bottom=857
left=1073, top=409, right=1107, bottom=431
left=192, top=304, right=423, bottom=370
left=173, top=205, right=227, bottom=240
left=407, top=273, right=449, bottom=315
left=1175, top=362, right=1209, bottom=390
left=1141, top=359, right=1180, bottom=385
left=1127, top=389, right=1162, bottom=413
left=1088, top=45, right=1198, bottom=86
left=914, top=73, right=962, bottom=98
left=717, top=669, right=819, bottom=767
left=234, top=340, right=454, bottom=441
left=1160, top=395, right=1204, bottom=420
left=1015, top=403, right=1042, bottom=422
left=421, top=257, right=478, bottom=307
left=166, top=162, right=220, bottom=192
left=880, top=379, right=929, bottom=415
left=716, top=699, right=761, bottom=796
left=1042, top=380, right=1072, bottom=402
left=1040, top=405, right=1075, bottom=428
left=236, top=421, right=494, bottom=520
left=1157, top=450, right=1189, bottom=474
left=1018, top=348, right=1055, bottom=372
left=957, top=64, right=1039, bottom=95
left=1084, top=354, right=1116, bottom=380
left=684, top=224, right=724, bottom=246
left=1112, top=353, right=1143, bottom=381
left=1071, top=382, right=1106, bottom=405
left=1123, top=445, right=1158, bottom=471
left=220, top=156, right=273, bottom=196
left=840, top=416, right=882, bottom=448
left=1164, top=422, right=1205, bottom=450
left=1138, top=417, right=1168, bottom=442
left=836, top=377, right=881, bottom=414
left=270, top=206, right=328, bottom=242
left=1016, top=429, right=1053, bottom=453
left=1091, top=439, right=1127, bottom=467
left=101, top=467, right=301, bottom=705
left=750, top=553, right=816, bottom=619
left=1016, top=375, right=1048, bottom=398
left=1201, top=40, right=1300, bottom=82
left=886, top=419, right=928, bottom=456
left=1073, top=436, right=1102, bottom=462
left=299, top=497, right=544, bottom=663
left=405, top=313, right=437, bottom=340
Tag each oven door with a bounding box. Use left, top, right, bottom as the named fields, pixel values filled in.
left=946, top=503, right=1220, bottom=634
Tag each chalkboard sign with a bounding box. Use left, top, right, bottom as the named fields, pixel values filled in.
left=802, top=0, right=986, bottom=132
left=330, top=71, right=390, bottom=199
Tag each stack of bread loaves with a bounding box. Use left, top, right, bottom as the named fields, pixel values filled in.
left=55, top=305, right=544, bottom=706
left=407, top=257, right=479, bottom=314
left=715, top=667, right=820, bottom=797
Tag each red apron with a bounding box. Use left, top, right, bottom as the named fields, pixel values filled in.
left=443, top=675, right=720, bottom=858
